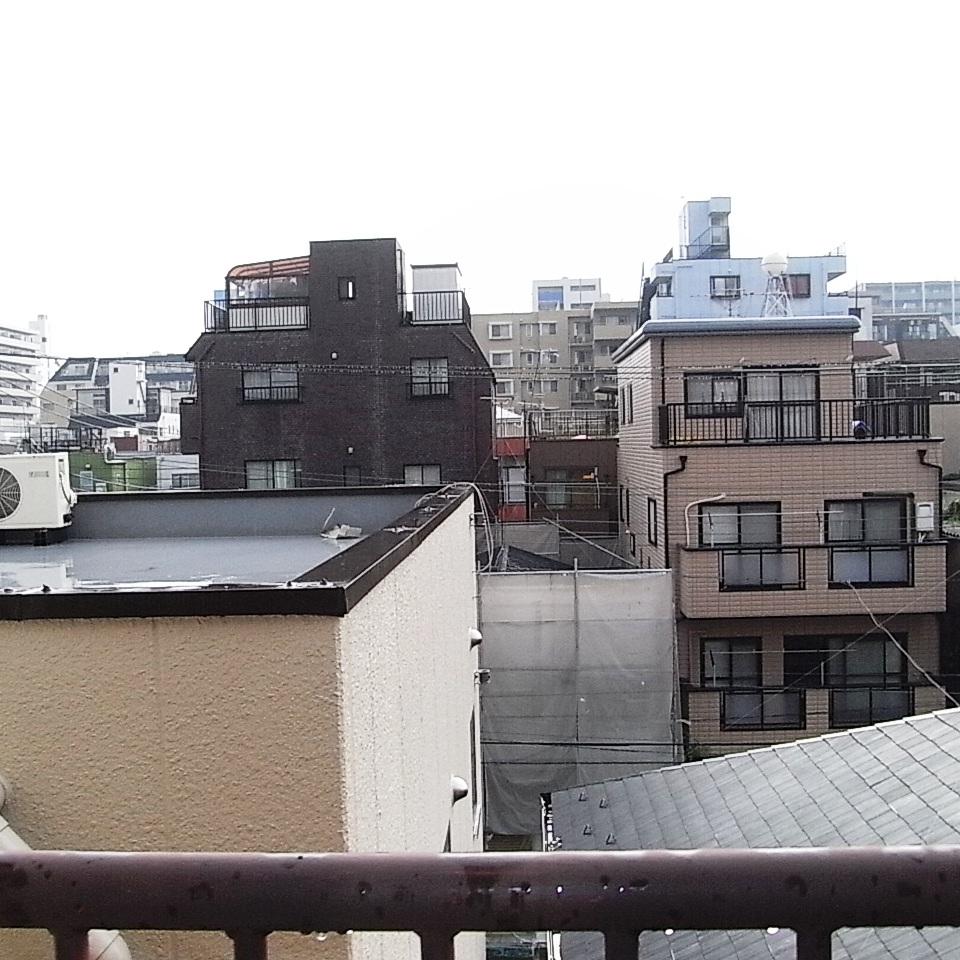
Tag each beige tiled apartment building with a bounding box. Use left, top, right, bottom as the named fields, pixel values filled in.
left=471, top=303, right=636, bottom=411
left=614, top=314, right=947, bottom=754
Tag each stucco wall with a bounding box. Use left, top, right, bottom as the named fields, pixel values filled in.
left=0, top=614, right=345, bottom=960
left=338, top=496, right=483, bottom=960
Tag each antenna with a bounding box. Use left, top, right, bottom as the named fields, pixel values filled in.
left=760, top=252, right=792, bottom=317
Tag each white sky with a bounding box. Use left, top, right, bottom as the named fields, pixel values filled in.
left=2, top=1, right=957, bottom=359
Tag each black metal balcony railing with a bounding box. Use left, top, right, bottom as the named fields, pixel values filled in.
left=409, top=379, right=451, bottom=398
left=658, top=397, right=930, bottom=445
left=830, top=685, right=914, bottom=727
left=204, top=297, right=310, bottom=332
left=237, top=385, right=303, bottom=403
left=6, top=848, right=960, bottom=960
left=718, top=686, right=806, bottom=729
left=718, top=547, right=804, bottom=591
left=407, top=291, right=471, bottom=326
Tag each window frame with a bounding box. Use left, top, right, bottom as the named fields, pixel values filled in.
left=647, top=497, right=658, bottom=545
left=700, top=637, right=762, bottom=689
left=240, top=364, right=301, bottom=403
left=404, top=464, right=441, bottom=485
left=684, top=372, right=743, bottom=418
left=489, top=350, right=514, bottom=368
left=244, top=459, right=302, bottom=490
left=710, top=275, right=742, bottom=299
left=825, top=498, right=911, bottom=587
left=338, top=276, right=356, bottom=300
left=488, top=322, right=513, bottom=340
left=785, top=273, right=812, bottom=298
left=699, top=502, right=781, bottom=547
left=410, top=357, right=450, bottom=398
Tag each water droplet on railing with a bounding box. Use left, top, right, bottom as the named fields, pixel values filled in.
left=314, top=932, right=329, bottom=942
left=664, top=929, right=675, bottom=937
left=766, top=927, right=780, bottom=936
left=556, top=885, right=564, bottom=895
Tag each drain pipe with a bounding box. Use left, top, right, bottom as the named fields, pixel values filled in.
left=661, top=456, right=687, bottom=569
left=0, top=778, right=133, bottom=960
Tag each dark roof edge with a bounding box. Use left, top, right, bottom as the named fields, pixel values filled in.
left=0, top=488, right=473, bottom=622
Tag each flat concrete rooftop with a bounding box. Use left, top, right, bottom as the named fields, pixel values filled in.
left=0, top=485, right=470, bottom=620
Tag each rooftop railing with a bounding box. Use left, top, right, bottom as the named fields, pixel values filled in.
left=528, top=410, right=618, bottom=439
left=204, top=297, right=310, bottom=332
left=407, top=290, right=471, bottom=325
left=4, top=848, right=960, bottom=960
left=658, top=397, right=930, bottom=445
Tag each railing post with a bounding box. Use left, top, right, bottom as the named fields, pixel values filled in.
left=603, top=929, right=638, bottom=960
left=53, top=930, right=89, bottom=960
left=229, top=930, right=270, bottom=960
left=795, top=928, right=832, bottom=960
left=418, top=930, right=456, bottom=960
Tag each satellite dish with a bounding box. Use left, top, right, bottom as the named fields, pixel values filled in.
left=761, top=252, right=788, bottom=277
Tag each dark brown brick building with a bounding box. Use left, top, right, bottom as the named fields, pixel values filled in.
left=182, top=239, right=495, bottom=492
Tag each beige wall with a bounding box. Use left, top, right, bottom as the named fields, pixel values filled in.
left=0, top=500, right=483, bottom=960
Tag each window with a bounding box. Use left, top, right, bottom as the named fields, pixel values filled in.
left=245, top=459, right=301, bottom=490
left=570, top=284, right=597, bottom=292
left=524, top=379, right=558, bottom=395
left=703, top=638, right=804, bottom=729
left=826, top=498, right=910, bottom=585
left=710, top=275, right=741, bottom=299
left=656, top=277, right=673, bottom=297
left=489, top=351, right=513, bottom=368
left=701, top=502, right=803, bottom=590
left=410, top=357, right=449, bottom=397
left=685, top=372, right=742, bottom=417
left=503, top=466, right=525, bottom=504
left=171, top=473, right=199, bottom=489
left=700, top=502, right=779, bottom=546
left=626, top=383, right=634, bottom=424
left=647, top=498, right=658, bottom=545
left=536, top=286, right=564, bottom=311
left=742, top=368, right=819, bottom=440
left=343, top=465, right=361, bottom=485
left=784, top=635, right=909, bottom=727
left=701, top=638, right=761, bottom=688
left=494, top=379, right=514, bottom=398
left=785, top=274, right=811, bottom=298
left=241, top=365, right=301, bottom=402
left=488, top=322, right=513, bottom=340
left=404, top=464, right=441, bottom=485
left=338, top=277, right=356, bottom=300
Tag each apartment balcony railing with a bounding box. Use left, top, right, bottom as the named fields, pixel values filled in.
left=571, top=390, right=596, bottom=404
left=570, top=334, right=592, bottom=344
left=572, top=363, right=595, bottom=372
left=658, top=397, right=930, bottom=445
left=236, top=385, right=303, bottom=403
left=717, top=686, right=806, bottom=729
left=528, top=410, right=618, bottom=439
left=204, top=297, right=310, bottom=332
left=830, top=684, right=914, bottom=727
left=5, top=848, right=960, bottom=960
left=407, top=290, right=471, bottom=325
left=718, top=546, right=805, bottom=591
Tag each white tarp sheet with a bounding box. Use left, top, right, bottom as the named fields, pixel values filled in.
left=479, top=569, right=678, bottom=836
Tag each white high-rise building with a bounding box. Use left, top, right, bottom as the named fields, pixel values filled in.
left=0, top=316, right=47, bottom=449
left=532, top=277, right=605, bottom=311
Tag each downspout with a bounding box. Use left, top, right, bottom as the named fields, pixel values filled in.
left=0, top=779, right=133, bottom=960
left=918, top=448, right=943, bottom=533
left=661, top=455, right=687, bottom=569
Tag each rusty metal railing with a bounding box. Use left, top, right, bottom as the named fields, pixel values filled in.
left=3, top=848, right=960, bottom=960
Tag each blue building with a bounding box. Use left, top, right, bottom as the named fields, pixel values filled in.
left=649, top=197, right=851, bottom=323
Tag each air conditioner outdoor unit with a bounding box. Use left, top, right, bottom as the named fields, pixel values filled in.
left=0, top=453, right=78, bottom=530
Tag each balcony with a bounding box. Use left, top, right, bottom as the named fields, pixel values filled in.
left=204, top=297, right=309, bottom=332
left=408, top=290, right=471, bottom=325
left=4, top=847, right=960, bottom=960
left=237, top=385, right=303, bottom=403
left=528, top=410, right=618, bottom=439
left=571, top=390, right=596, bottom=405
left=691, top=685, right=920, bottom=734
left=658, top=397, right=930, bottom=445
left=717, top=686, right=806, bottom=729
left=677, top=542, right=946, bottom=619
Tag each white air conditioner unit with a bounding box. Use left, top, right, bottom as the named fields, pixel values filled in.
left=916, top=501, right=935, bottom=533
left=0, top=453, right=78, bottom=530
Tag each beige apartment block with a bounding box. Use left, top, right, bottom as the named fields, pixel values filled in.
left=471, top=303, right=635, bottom=412
left=614, top=315, right=948, bottom=755
left=0, top=488, right=484, bottom=960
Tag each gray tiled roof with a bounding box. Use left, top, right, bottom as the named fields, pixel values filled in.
left=551, top=709, right=960, bottom=960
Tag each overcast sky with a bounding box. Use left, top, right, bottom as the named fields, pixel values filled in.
left=2, top=1, right=956, bottom=359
